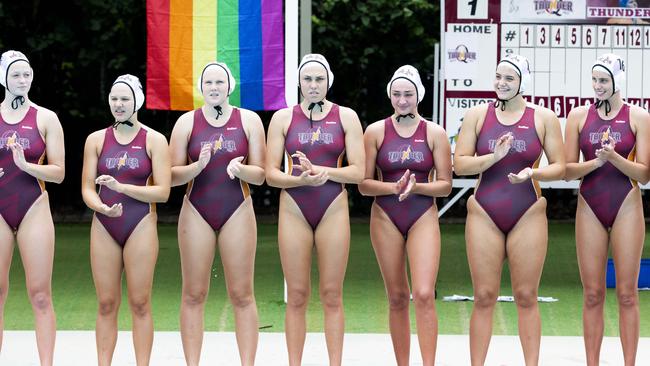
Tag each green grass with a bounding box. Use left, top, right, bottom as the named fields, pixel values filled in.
left=4, top=223, right=650, bottom=336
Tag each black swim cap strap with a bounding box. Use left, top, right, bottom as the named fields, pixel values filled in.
left=112, top=120, right=134, bottom=129
left=494, top=99, right=507, bottom=111
left=11, top=96, right=25, bottom=110
left=214, top=105, right=223, bottom=120
left=396, top=113, right=415, bottom=122
left=308, top=101, right=324, bottom=129
left=594, top=99, right=612, bottom=116
left=494, top=89, right=523, bottom=112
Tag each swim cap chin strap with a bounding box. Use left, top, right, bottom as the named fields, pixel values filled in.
left=10, top=95, right=25, bottom=110
left=594, top=94, right=615, bottom=116
left=493, top=93, right=519, bottom=111
left=307, top=101, right=324, bottom=129
left=214, top=105, right=223, bottom=120
left=112, top=119, right=134, bottom=129
left=396, top=113, right=415, bottom=122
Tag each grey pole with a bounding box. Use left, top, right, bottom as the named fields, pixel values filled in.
left=299, top=0, right=312, bottom=57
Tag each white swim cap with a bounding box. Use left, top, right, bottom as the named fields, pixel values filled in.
left=113, top=74, right=145, bottom=112
left=386, top=65, right=425, bottom=103
left=0, top=50, right=30, bottom=89
left=298, top=53, right=334, bottom=89
left=498, top=54, right=531, bottom=94
left=197, top=62, right=236, bottom=95
left=592, top=53, right=625, bottom=93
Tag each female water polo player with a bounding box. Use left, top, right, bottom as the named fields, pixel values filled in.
left=454, top=54, right=565, bottom=365
left=564, top=53, right=649, bottom=366
left=169, top=61, right=266, bottom=366
left=0, top=50, right=65, bottom=366
left=265, top=53, right=364, bottom=366
left=359, top=65, right=452, bottom=365
left=81, top=74, right=170, bottom=365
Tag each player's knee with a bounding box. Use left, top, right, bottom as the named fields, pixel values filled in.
left=473, top=289, right=498, bottom=309
left=228, top=288, right=254, bottom=309
left=98, top=298, right=120, bottom=316
left=387, top=291, right=410, bottom=311
left=583, top=288, right=605, bottom=309
left=129, top=297, right=151, bottom=318
left=513, top=289, right=538, bottom=309
left=183, top=289, right=208, bottom=307
left=320, top=287, right=342, bottom=310
left=29, top=290, right=52, bottom=312
left=617, top=291, right=638, bottom=308
left=412, top=288, right=435, bottom=308
left=287, top=288, right=310, bottom=309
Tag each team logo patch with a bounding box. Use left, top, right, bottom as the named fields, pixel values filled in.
left=0, top=131, right=30, bottom=150
left=589, top=125, right=621, bottom=145
left=298, top=127, right=334, bottom=145
left=488, top=133, right=527, bottom=153
left=106, top=151, right=139, bottom=170
left=201, top=133, right=237, bottom=154
left=447, top=45, right=477, bottom=63
left=388, top=145, right=425, bottom=163
left=534, top=0, right=574, bottom=16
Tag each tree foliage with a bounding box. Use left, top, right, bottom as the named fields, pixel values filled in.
left=313, top=0, right=440, bottom=126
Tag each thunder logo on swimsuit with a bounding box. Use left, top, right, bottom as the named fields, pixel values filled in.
left=487, top=134, right=527, bottom=153
left=388, top=144, right=425, bottom=163
left=201, top=134, right=237, bottom=154
left=297, top=126, right=334, bottom=145
left=0, top=131, right=31, bottom=150
left=589, top=125, right=622, bottom=145
left=106, top=152, right=139, bottom=170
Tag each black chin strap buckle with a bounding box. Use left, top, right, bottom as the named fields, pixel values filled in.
left=396, top=113, right=415, bottom=123
left=11, top=96, right=25, bottom=110
left=494, top=99, right=507, bottom=111
left=214, top=105, right=223, bottom=120
left=308, top=101, right=324, bottom=128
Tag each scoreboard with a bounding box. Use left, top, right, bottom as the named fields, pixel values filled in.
left=441, top=0, right=650, bottom=150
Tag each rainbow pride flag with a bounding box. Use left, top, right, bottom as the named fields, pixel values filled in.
left=146, top=0, right=285, bottom=111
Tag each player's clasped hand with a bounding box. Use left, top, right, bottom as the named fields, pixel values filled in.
left=595, top=135, right=617, bottom=164
left=226, top=156, right=245, bottom=180
left=292, top=151, right=328, bottom=186
left=197, top=143, right=212, bottom=170
left=508, top=167, right=533, bottom=184
left=95, top=175, right=123, bottom=193
left=99, top=202, right=123, bottom=217
left=395, top=169, right=416, bottom=202
left=493, top=132, right=513, bottom=162
left=298, top=169, right=328, bottom=186
left=9, top=141, right=28, bottom=171
left=292, top=150, right=322, bottom=174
